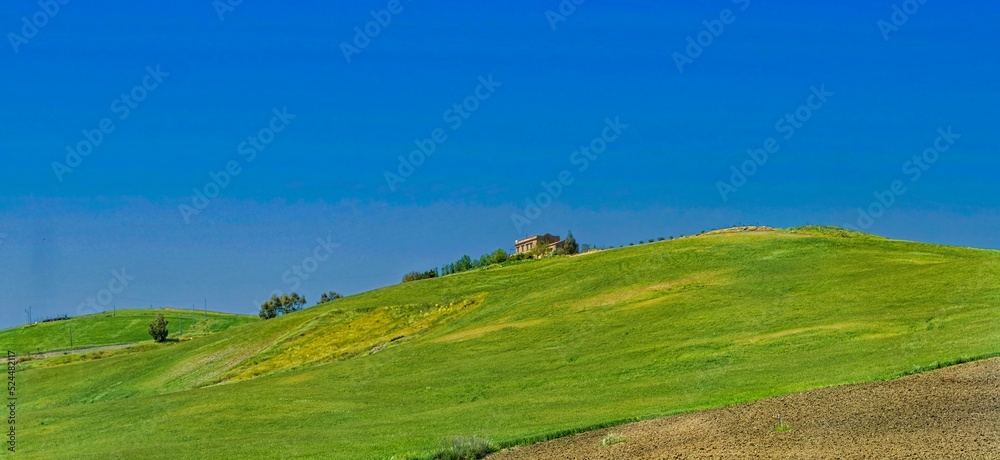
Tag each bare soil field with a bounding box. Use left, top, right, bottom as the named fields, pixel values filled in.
left=489, top=358, right=1000, bottom=459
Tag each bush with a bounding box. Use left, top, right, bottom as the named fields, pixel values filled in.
left=600, top=432, right=626, bottom=447
left=148, top=314, right=169, bottom=342
left=434, top=435, right=496, bottom=460
left=507, top=252, right=530, bottom=262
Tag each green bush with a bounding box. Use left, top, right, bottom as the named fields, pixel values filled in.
left=148, top=314, right=169, bottom=342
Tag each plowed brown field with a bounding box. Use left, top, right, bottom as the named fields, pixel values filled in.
left=489, top=358, right=1000, bottom=459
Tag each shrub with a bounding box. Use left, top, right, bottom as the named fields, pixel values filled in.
left=600, top=432, right=626, bottom=447
left=434, top=435, right=496, bottom=460
left=506, top=253, right=525, bottom=262
left=772, top=424, right=794, bottom=433
left=148, top=314, right=169, bottom=342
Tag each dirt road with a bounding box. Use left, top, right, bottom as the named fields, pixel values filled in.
left=26, top=342, right=140, bottom=360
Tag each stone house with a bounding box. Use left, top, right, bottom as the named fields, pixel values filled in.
left=514, top=234, right=563, bottom=255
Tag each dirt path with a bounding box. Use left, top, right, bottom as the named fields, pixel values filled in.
left=26, top=342, right=140, bottom=360
left=489, top=358, right=1000, bottom=459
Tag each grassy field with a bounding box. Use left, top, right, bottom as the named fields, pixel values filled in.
left=1, top=308, right=258, bottom=353
left=13, top=228, right=1000, bottom=459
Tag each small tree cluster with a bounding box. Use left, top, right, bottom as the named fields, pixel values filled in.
left=318, top=291, right=343, bottom=304
left=402, top=269, right=439, bottom=283
left=148, top=314, right=169, bottom=342
left=259, top=292, right=306, bottom=319
left=441, top=248, right=509, bottom=276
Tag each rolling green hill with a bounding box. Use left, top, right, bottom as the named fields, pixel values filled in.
left=1, top=308, right=258, bottom=354
left=14, top=228, right=1000, bottom=459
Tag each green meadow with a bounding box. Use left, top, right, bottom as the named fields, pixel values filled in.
left=13, top=228, right=1000, bottom=459
left=1, top=308, right=257, bottom=353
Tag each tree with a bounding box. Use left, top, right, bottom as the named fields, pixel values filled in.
left=402, top=269, right=439, bottom=283
left=531, top=240, right=551, bottom=258
left=148, top=314, right=169, bottom=342
left=563, top=231, right=579, bottom=255
left=259, top=292, right=307, bottom=319
left=259, top=295, right=280, bottom=319
left=319, top=291, right=343, bottom=304
left=490, top=248, right=509, bottom=265
left=455, top=255, right=473, bottom=272
left=280, top=293, right=306, bottom=315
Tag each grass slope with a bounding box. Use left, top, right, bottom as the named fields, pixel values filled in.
left=15, top=229, right=1000, bottom=459
left=1, top=309, right=258, bottom=353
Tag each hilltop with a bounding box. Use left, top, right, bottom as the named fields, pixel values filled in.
left=14, top=227, right=1000, bottom=459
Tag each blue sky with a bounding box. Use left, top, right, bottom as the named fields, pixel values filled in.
left=1, top=0, right=998, bottom=327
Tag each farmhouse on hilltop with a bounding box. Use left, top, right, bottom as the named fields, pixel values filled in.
left=514, top=234, right=564, bottom=255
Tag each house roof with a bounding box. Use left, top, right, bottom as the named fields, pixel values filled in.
left=515, top=234, right=559, bottom=245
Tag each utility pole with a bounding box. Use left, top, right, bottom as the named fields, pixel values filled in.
left=113, top=304, right=117, bottom=316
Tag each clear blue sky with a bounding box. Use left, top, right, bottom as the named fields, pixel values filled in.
left=1, top=0, right=998, bottom=327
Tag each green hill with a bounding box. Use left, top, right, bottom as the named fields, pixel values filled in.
left=1, top=308, right=257, bottom=353
left=14, top=228, right=1000, bottom=459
